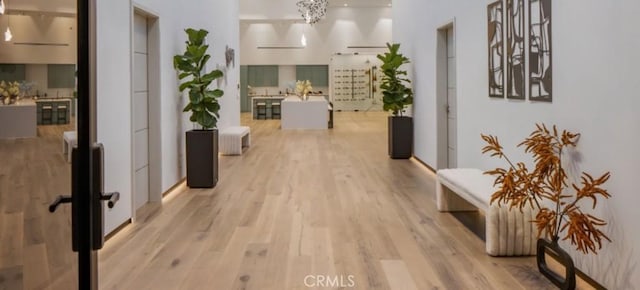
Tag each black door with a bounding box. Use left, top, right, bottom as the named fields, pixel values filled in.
left=48, top=1, right=119, bottom=289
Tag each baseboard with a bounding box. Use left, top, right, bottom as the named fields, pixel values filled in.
left=412, top=156, right=437, bottom=173
left=545, top=250, right=607, bottom=290
left=162, top=177, right=186, bottom=197
left=104, top=218, right=132, bottom=242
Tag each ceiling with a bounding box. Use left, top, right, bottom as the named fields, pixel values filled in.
left=327, top=0, right=391, bottom=7
left=5, top=0, right=391, bottom=16
left=6, top=0, right=75, bottom=14
left=240, top=0, right=391, bottom=20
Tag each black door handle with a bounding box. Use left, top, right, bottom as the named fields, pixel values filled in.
left=50, top=192, right=118, bottom=212
left=100, top=192, right=119, bottom=209
left=49, top=195, right=72, bottom=212
left=49, top=143, right=119, bottom=252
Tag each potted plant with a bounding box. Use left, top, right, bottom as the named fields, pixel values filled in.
left=295, top=79, right=312, bottom=100
left=377, top=43, right=414, bottom=159
left=0, top=80, right=20, bottom=105
left=174, top=28, right=224, bottom=188
left=482, top=124, right=612, bottom=290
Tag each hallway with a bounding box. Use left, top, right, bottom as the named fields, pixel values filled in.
left=97, top=112, right=554, bottom=289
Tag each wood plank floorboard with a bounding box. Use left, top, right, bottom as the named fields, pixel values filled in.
left=2, top=112, right=594, bottom=289
left=0, top=121, right=77, bottom=290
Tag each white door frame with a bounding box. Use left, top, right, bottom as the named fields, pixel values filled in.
left=130, top=3, right=162, bottom=219
left=436, top=19, right=456, bottom=169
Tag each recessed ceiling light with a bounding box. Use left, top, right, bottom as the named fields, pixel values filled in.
left=388, top=3, right=392, bottom=7
left=344, top=3, right=348, bottom=7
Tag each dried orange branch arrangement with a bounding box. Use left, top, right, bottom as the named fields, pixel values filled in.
left=481, top=124, right=612, bottom=254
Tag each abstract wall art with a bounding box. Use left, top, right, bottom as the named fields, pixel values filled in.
left=529, top=0, right=552, bottom=102
left=225, top=45, right=235, bottom=68
left=487, top=1, right=504, bottom=98
left=506, top=0, right=525, bottom=99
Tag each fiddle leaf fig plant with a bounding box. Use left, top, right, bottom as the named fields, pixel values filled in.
left=174, top=28, right=224, bottom=129
left=377, top=42, right=414, bottom=116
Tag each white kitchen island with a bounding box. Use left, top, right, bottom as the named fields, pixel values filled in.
left=0, top=99, right=37, bottom=139
left=281, top=96, right=328, bottom=130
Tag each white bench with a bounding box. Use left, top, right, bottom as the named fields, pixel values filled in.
left=436, top=168, right=538, bottom=256
left=219, top=126, right=251, bottom=155
left=62, top=131, right=77, bottom=163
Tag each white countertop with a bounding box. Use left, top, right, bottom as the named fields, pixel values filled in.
left=34, top=98, right=72, bottom=102
left=250, top=95, right=286, bottom=100
left=282, top=96, right=327, bottom=102
left=0, top=99, right=36, bottom=107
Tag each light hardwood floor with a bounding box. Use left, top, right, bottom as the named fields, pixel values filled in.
left=0, top=122, right=78, bottom=290
left=99, top=112, right=556, bottom=290
left=2, top=112, right=561, bottom=290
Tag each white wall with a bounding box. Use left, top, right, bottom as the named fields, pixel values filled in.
left=0, top=14, right=76, bottom=64
left=240, top=0, right=304, bottom=20
left=279, top=65, right=296, bottom=90
left=10, top=0, right=75, bottom=14
left=394, top=0, right=640, bottom=288
left=97, top=0, right=240, bottom=233
left=240, top=7, right=392, bottom=65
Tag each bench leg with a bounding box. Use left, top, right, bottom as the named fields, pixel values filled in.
left=220, top=136, right=242, bottom=155
left=485, top=205, right=538, bottom=256
left=242, top=133, right=251, bottom=148
left=67, top=143, right=73, bottom=163
left=436, top=179, right=478, bottom=212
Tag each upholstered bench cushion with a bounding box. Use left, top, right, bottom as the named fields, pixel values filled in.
left=436, top=168, right=537, bottom=256
left=219, top=126, right=251, bottom=155
left=437, top=168, right=493, bottom=211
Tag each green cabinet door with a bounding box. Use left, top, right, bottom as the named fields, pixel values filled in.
left=240, top=66, right=250, bottom=112
left=296, top=65, right=328, bottom=87
left=248, top=65, right=279, bottom=87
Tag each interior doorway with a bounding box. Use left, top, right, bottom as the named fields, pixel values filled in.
left=436, top=22, right=457, bottom=169
left=131, top=8, right=161, bottom=213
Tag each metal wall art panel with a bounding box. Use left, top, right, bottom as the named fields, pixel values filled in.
left=488, top=1, right=504, bottom=98
left=529, top=0, right=552, bottom=101
left=506, top=0, right=526, bottom=99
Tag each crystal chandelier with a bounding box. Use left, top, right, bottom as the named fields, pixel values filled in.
left=296, top=0, right=328, bottom=25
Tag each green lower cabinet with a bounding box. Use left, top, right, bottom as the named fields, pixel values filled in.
left=252, top=99, right=282, bottom=119
left=36, top=99, right=72, bottom=125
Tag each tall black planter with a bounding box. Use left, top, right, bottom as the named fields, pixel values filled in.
left=537, top=237, right=576, bottom=290
left=186, top=129, right=218, bottom=188
left=388, top=116, right=413, bottom=159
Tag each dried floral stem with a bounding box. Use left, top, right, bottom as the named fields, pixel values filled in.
left=481, top=124, right=612, bottom=254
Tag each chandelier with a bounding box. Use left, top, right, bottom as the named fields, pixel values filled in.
left=296, top=0, right=328, bottom=25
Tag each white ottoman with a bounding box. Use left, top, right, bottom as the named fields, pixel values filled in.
left=62, top=131, right=77, bottom=162
left=219, top=126, right=251, bottom=155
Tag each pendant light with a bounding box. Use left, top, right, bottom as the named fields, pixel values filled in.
left=4, top=26, right=11, bottom=42
left=300, top=23, right=307, bottom=47
left=4, top=10, right=11, bottom=42
left=2, top=0, right=9, bottom=42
